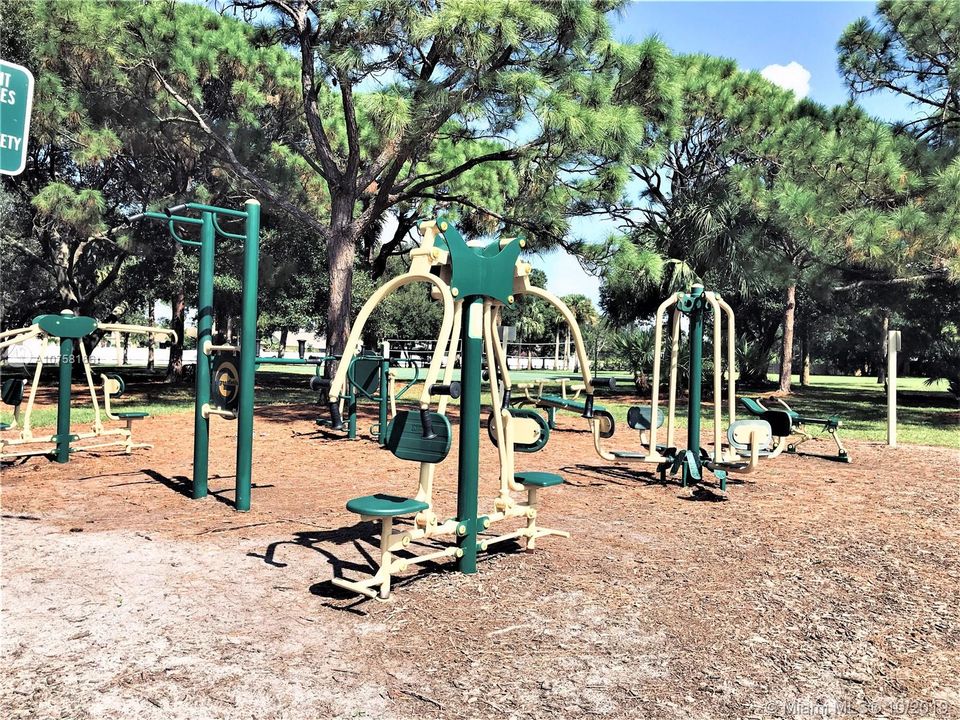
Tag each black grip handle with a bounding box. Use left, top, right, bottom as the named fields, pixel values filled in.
left=501, top=388, right=512, bottom=410
left=309, top=376, right=330, bottom=392
left=591, top=377, right=617, bottom=389
left=430, top=382, right=461, bottom=399
left=328, top=401, right=343, bottom=430
left=420, top=407, right=436, bottom=439
left=482, top=368, right=490, bottom=381
left=582, top=393, right=595, bottom=419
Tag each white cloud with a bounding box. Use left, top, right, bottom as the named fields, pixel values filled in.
left=761, top=61, right=811, bottom=99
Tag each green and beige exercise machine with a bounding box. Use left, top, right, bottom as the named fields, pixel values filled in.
left=307, top=345, right=420, bottom=445
left=0, top=311, right=176, bottom=462
left=739, top=395, right=850, bottom=463
left=129, top=199, right=260, bottom=511
left=507, top=376, right=616, bottom=438
left=319, top=217, right=578, bottom=599
left=590, top=285, right=784, bottom=495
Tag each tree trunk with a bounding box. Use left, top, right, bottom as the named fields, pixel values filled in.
left=122, top=333, right=130, bottom=365
left=554, top=331, right=560, bottom=370
left=167, top=288, right=186, bottom=382
left=564, top=328, right=571, bottom=371
left=277, top=328, right=288, bottom=358
left=324, top=196, right=358, bottom=375
left=878, top=309, right=890, bottom=385
left=146, top=301, right=155, bottom=371
left=778, top=282, right=797, bottom=393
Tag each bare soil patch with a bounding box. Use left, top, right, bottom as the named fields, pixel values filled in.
left=2, top=404, right=959, bottom=719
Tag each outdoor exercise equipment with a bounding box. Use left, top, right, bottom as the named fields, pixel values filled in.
left=508, top=376, right=616, bottom=438
left=130, top=200, right=260, bottom=511
left=321, top=217, right=576, bottom=599
left=0, top=311, right=176, bottom=462
left=100, top=373, right=152, bottom=453
left=308, top=345, right=420, bottom=445
left=589, top=285, right=777, bottom=495
left=739, top=396, right=850, bottom=463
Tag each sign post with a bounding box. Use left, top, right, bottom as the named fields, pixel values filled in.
left=887, top=330, right=901, bottom=447
left=0, top=60, right=34, bottom=176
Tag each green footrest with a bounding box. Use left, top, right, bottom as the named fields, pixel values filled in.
left=346, top=494, right=429, bottom=517
left=116, top=411, right=149, bottom=419
left=515, top=471, right=564, bottom=488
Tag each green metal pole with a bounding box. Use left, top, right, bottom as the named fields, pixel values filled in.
left=378, top=343, right=389, bottom=446
left=456, top=296, right=482, bottom=574
left=55, top=335, right=74, bottom=463
left=235, top=199, right=260, bottom=513
left=192, top=212, right=216, bottom=500
left=684, top=285, right=705, bottom=486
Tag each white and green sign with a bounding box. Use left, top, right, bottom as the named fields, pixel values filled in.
left=0, top=60, right=35, bottom=176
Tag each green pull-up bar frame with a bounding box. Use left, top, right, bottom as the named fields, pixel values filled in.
left=130, top=199, right=260, bottom=511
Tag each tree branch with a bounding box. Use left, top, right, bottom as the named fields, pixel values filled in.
left=832, top=269, right=949, bottom=292
left=149, top=62, right=328, bottom=237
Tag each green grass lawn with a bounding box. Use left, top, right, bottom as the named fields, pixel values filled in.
left=2, top=366, right=956, bottom=449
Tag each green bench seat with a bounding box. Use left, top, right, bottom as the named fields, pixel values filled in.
left=346, top=493, right=429, bottom=517
left=515, top=471, right=564, bottom=488
left=539, top=394, right=605, bottom=413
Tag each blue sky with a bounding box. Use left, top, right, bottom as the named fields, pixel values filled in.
left=538, top=1, right=912, bottom=305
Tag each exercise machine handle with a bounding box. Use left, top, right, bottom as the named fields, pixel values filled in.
left=582, top=394, right=595, bottom=419
left=591, top=377, right=617, bottom=390
left=420, top=407, right=436, bottom=439
left=429, top=382, right=461, bottom=399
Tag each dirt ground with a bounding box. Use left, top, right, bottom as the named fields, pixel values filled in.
left=1, top=402, right=959, bottom=720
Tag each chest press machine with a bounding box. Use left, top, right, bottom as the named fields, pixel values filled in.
left=587, top=285, right=784, bottom=495
left=317, top=218, right=573, bottom=599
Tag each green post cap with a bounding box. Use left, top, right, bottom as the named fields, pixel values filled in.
left=33, top=311, right=98, bottom=339
left=435, top=217, right=521, bottom=304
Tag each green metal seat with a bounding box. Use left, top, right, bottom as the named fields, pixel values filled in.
left=346, top=493, right=429, bottom=517
left=383, top=410, right=452, bottom=463
left=515, top=471, right=564, bottom=488
left=345, top=410, right=452, bottom=518
left=740, top=396, right=767, bottom=416
left=627, top=406, right=665, bottom=431
left=115, top=411, right=149, bottom=419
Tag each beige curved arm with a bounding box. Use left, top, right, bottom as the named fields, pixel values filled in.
left=0, top=325, right=41, bottom=350
left=437, top=300, right=463, bottom=417
left=521, top=286, right=593, bottom=391
left=704, top=292, right=725, bottom=462
left=653, top=293, right=682, bottom=454
left=96, top=323, right=179, bottom=345
left=483, top=300, right=519, bottom=493
left=329, top=272, right=455, bottom=410
left=489, top=305, right=512, bottom=391
left=715, top=295, right=737, bottom=424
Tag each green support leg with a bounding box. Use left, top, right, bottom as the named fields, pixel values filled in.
left=234, top=199, right=260, bottom=513
left=683, top=286, right=705, bottom=488
left=346, top=387, right=358, bottom=440
left=55, top=336, right=74, bottom=463
left=378, top=356, right=389, bottom=446
left=457, top=297, right=482, bottom=574
left=192, top=212, right=216, bottom=500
